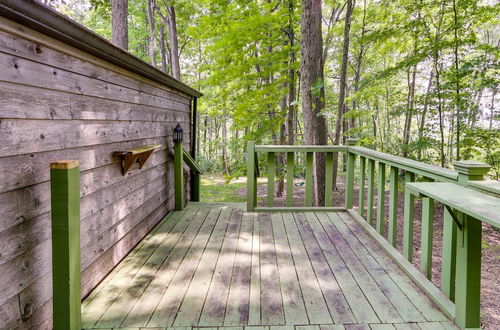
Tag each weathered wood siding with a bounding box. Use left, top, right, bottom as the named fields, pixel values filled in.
left=0, top=16, right=193, bottom=329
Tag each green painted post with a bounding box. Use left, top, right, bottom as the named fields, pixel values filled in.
left=50, top=160, right=81, bottom=330
left=247, top=141, right=256, bottom=211
left=345, top=152, right=356, bottom=209
left=325, top=152, right=334, bottom=207
left=305, top=152, right=314, bottom=207
left=376, top=162, right=386, bottom=234
left=403, top=171, right=415, bottom=262
left=192, top=173, right=201, bottom=202
left=452, top=160, right=490, bottom=328
left=441, top=207, right=457, bottom=301
left=388, top=166, right=398, bottom=246
left=345, top=138, right=358, bottom=209
left=174, top=142, right=184, bottom=211
left=366, top=159, right=375, bottom=225
left=359, top=156, right=366, bottom=218
left=420, top=197, right=434, bottom=280
left=286, top=152, right=294, bottom=207
left=455, top=214, right=482, bottom=329
left=267, top=152, right=275, bottom=207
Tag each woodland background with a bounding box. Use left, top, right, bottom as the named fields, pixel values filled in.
left=46, top=0, right=499, bottom=192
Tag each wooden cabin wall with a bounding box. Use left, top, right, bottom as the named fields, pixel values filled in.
left=0, top=16, right=193, bottom=329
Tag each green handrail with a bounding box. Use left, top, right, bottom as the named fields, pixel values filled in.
left=174, top=142, right=202, bottom=211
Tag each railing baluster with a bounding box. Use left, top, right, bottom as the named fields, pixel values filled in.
left=420, top=196, right=434, bottom=279
left=267, top=152, right=275, bottom=207
left=305, top=152, right=314, bottom=206
left=376, top=162, right=386, bottom=234
left=441, top=207, right=457, bottom=301
left=388, top=166, right=398, bottom=246
left=359, top=156, right=366, bottom=218
left=247, top=141, right=256, bottom=211
left=367, top=159, right=375, bottom=225
left=325, top=152, right=334, bottom=207
left=286, top=151, right=294, bottom=207
left=403, top=171, right=415, bottom=261
left=345, top=151, right=356, bottom=209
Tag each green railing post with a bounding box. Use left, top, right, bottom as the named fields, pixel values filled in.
left=345, top=138, right=357, bottom=209
left=325, top=152, right=334, bottom=207
left=50, top=160, right=81, bottom=330
left=441, top=207, right=457, bottom=301
left=247, top=141, right=256, bottom=211
left=452, top=161, right=490, bottom=328
left=376, top=162, right=386, bottom=234
left=420, top=197, right=434, bottom=279
left=267, top=152, right=275, bottom=207
left=358, top=156, right=366, bottom=217
left=403, top=171, right=415, bottom=261
left=286, top=152, right=294, bottom=207
left=174, top=142, right=184, bottom=211
left=366, top=159, right=375, bottom=225
left=305, top=152, right=314, bottom=207
left=388, top=166, right=398, bottom=246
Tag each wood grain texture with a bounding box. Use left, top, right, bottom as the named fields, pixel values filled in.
left=0, top=15, right=192, bottom=329
left=81, top=205, right=454, bottom=329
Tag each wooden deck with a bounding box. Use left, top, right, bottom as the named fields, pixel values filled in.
left=81, top=203, right=457, bottom=330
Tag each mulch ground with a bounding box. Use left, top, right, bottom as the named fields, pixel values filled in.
left=237, top=178, right=500, bottom=329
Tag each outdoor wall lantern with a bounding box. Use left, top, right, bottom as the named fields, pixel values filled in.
left=173, top=123, right=183, bottom=144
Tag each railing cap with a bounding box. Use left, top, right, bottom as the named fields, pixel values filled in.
left=453, top=160, right=490, bottom=178
left=347, top=138, right=358, bottom=146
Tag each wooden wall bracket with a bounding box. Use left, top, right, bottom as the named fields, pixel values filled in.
left=113, top=144, right=161, bottom=175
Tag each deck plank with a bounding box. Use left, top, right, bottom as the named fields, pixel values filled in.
left=148, top=205, right=225, bottom=327
left=258, top=213, right=285, bottom=325
left=337, top=213, right=448, bottom=322
left=224, top=212, right=255, bottom=326
left=280, top=212, right=333, bottom=325
left=81, top=206, right=455, bottom=330
left=270, top=213, right=309, bottom=325
left=328, top=213, right=426, bottom=323
left=197, top=208, right=243, bottom=326
left=88, top=208, right=200, bottom=328
left=293, top=212, right=356, bottom=324
left=118, top=207, right=214, bottom=327
left=172, top=208, right=232, bottom=326
left=307, top=212, right=379, bottom=324
left=314, top=213, right=402, bottom=323
left=248, top=213, right=262, bottom=326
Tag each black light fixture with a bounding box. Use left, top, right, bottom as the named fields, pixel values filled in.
left=173, top=123, right=183, bottom=144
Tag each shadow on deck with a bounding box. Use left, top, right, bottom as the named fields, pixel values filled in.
left=82, top=202, right=457, bottom=330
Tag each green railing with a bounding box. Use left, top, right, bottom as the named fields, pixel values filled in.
left=247, top=140, right=500, bottom=329
left=246, top=141, right=349, bottom=212
left=174, top=142, right=202, bottom=211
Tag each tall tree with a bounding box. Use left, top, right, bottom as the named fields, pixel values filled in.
left=300, top=0, right=328, bottom=206
left=332, top=0, right=353, bottom=188
left=111, top=0, right=128, bottom=49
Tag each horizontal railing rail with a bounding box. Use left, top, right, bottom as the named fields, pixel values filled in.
left=247, top=139, right=498, bottom=329
left=174, top=142, right=202, bottom=210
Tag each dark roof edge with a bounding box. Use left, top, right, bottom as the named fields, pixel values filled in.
left=0, top=0, right=202, bottom=98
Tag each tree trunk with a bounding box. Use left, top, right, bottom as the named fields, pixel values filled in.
left=332, top=0, right=353, bottom=190
left=146, top=0, right=156, bottom=66
left=111, top=0, right=128, bottom=50
left=159, top=24, right=167, bottom=73
left=403, top=64, right=417, bottom=157
left=418, top=70, right=434, bottom=160
left=167, top=4, right=181, bottom=79
left=300, top=0, right=328, bottom=206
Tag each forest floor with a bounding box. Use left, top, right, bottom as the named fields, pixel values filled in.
left=201, top=175, right=500, bottom=329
